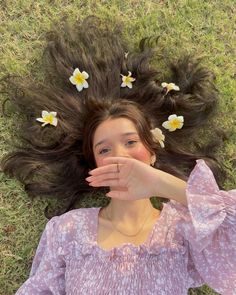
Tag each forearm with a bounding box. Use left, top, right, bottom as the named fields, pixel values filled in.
left=151, top=169, right=188, bottom=206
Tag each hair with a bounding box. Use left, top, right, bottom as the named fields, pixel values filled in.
left=1, top=16, right=227, bottom=217
left=82, top=99, right=157, bottom=168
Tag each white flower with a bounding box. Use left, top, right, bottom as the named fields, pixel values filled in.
left=69, top=68, right=89, bottom=92
left=161, top=82, right=180, bottom=94
left=150, top=128, right=165, bottom=148
left=36, top=111, right=58, bottom=127
left=120, top=71, right=135, bottom=89
left=162, top=114, right=184, bottom=132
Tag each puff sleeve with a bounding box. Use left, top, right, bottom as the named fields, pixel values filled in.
left=15, top=216, right=66, bottom=295
left=171, top=159, right=236, bottom=294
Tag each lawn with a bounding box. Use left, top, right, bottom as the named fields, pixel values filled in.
left=0, top=0, right=235, bottom=294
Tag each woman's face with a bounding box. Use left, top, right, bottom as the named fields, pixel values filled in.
left=93, top=117, right=155, bottom=167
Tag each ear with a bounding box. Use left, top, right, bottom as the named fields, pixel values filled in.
left=150, top=154, right=156, bottom=166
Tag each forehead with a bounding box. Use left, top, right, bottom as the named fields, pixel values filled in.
left=93, top=117, right=138, bottom=141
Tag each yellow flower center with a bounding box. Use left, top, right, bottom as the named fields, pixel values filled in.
left=167, top=85, right=173, bottom=91
left=44, top=114, right=54, bottom=124
left=170, top=118, right=181, bottom=129
left=124, top=76, right=132, bottom=83
left=74, top=73, right=85, bottom=84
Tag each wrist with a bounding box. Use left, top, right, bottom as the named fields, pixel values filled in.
left=150, top=168, right=188, bottom=206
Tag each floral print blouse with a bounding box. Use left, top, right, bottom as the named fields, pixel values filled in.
left=15, top=160, right=236, bottom=295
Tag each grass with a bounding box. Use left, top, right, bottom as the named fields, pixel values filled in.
left=0, top=0, right=235, bottom=294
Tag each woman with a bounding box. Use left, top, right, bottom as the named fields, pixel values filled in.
left=1, top=17, right=235, bottom=294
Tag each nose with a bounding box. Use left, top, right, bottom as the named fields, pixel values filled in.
left=113, top=144, right=130, bottom=158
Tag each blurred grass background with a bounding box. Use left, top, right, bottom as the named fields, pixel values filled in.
left=0, top=0, right=235, bottom=294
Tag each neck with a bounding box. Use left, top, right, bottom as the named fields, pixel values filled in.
left=106, top=199, right=155, bottom=226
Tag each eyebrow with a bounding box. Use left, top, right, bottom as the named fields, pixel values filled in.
left=94, top=132, right=139, bottom=149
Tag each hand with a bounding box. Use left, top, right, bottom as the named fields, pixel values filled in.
left=86, top=157, right=158, bottom=200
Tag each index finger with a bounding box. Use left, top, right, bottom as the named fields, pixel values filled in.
left=88, top=163, right=118, bottom=176
left=89, top=157, right=134, bottom=175
left=102, top=157, right=131, bottom=165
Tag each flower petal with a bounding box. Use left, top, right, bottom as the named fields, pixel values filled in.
left=161, top=82, right=168, bottom=87
left=151, top=127, right=165, bottom=148
left=127, top=82, right=133, bottom=89
left=83, top=80, right=89, bottom=88
left=174, top=85, right=180, bottom=91
left=42, top=110, right=49, bottom=117
left=69, top=76, right=77, bottom=85
left=178, top=116, right=184, bottom=122
left=82, top=71, right=89, bottom=79
left=162, top=121, right=171, bottom=129
left=52, top=118, right=58, bottom=126
left=36, top=118, right=44, bottom=123
left=73, top=68, right=81, bottom=76
left=169, top=127, right=176, bottom=132
left=168, top=114, right=177, bottom=121
left=50, top=112, right=57, bottom=117
left=160, top=141, right=165, bottom=148
left=76, top=84, right=83, bottom=92
left=177, top=122, right=184, bottom=129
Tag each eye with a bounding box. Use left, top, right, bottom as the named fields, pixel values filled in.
left=98, top=147, right=110, bottom=155
left=126, top=140, right=138, bottom=146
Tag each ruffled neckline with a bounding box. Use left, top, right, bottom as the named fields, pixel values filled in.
left=88, top=203, right=169, bottom=257
left=59, top=202, right=184, bottom=260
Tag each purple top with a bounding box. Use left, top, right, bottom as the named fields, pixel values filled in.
left=15, top=160, right=236, bottom=295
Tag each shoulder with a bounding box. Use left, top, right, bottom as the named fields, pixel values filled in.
left=47, top=207, right=99, bottom=244
left=53, top=207, right=98, bottom=229
left=163, top=200, right=189, bottom=222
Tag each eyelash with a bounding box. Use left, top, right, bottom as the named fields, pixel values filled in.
left=126, top=140, right=138, bottom=146
left=98, top=148, right=111, bottom=155
left=98, top=140, right=138, bottom=155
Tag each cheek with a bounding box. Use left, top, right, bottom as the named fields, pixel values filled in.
left=130, top=146, right=151, bottom=163
left=93, top=152, right=100, bottom=167
left=93, top=151, right=105, bottom=168
left=95, top=157, right=103, bottom=167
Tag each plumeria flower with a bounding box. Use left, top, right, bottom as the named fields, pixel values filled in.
left=150, top=128, right=165, bottom=148
left=162, top=114, right=184, bottom=132
left=120, top=71, right=135, bottom=89
left=161, top=82, right=180, bottom=94
left=36, top=111, right=58, bottom=127
left=69, top=68, right=89, bottom=92
left=124, top=52, right=129, bottom=59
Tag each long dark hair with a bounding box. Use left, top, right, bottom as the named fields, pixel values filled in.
left=1, top=16, right=226, bottom=217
